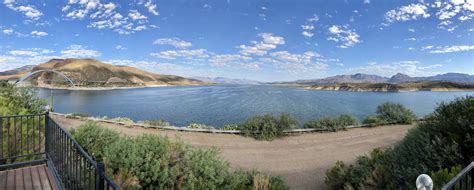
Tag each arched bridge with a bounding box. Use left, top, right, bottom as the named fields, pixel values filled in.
left=16, top=69, right=75, bottom=86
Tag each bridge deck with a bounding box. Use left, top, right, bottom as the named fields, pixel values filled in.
left=0, top=165, right=59, bottom=190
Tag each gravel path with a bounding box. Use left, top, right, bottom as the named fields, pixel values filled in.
left=51, top=115, right=413, bottom=190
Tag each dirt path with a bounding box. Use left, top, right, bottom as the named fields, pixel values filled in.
left=51, top=115, right=413, bottom=190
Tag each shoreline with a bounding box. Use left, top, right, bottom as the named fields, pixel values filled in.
left=36, top=83, right=208, bottom=90
left=301, top=86, right=474, bottom=92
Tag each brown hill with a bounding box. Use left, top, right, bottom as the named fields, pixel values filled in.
left=0, top=58, right=205, bottom=87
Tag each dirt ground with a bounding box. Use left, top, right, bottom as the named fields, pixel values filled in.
left=51, top=115, right=413, bottom=190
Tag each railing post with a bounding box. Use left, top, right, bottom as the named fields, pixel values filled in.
left=96, top=162, right=105, bottom=190
left=44, top=112, right=50, bottom=158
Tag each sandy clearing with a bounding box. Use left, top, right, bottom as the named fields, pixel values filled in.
left=51, top=115, right=413, bottom=190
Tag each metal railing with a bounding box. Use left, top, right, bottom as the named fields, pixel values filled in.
left=442, top=162, right=474, bottom=190
left=0, top=113, right=120, bottom=190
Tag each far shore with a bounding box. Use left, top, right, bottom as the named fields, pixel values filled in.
left=36, top=84, right=208, bottom=90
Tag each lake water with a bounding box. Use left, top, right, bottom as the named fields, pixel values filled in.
left=37, top=85, right=474, bottom=128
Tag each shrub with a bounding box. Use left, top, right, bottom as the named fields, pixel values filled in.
left=73, top=122, right=288, bottom=189
left=304, top=114, right=358, bottom=131
left=183, top=148, right=230, bottom=189
left=141, top=119, right=170, bottom=127
left=375, top=102, right=416, bottom=124
left=70, top=122, right=120, bottom=161
left=224, top=170, right=287, bottom=190
left=222, top=124, right=240, bottom=130
left=187, top=123, right=214, bottom=129
left=0, top=84, right=46, bottom=116
left=431, top=165, right=462, bottom=189
left=110, top=117, right=134, bottom=124
left=239, top=113, right=297, bottom=140
left=362, top=115, right=384, bottom=126
left=71, top=112, right=91, bottom=118
left=325, top=96, right=474, bottom=189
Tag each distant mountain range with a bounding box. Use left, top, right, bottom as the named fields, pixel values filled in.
left=0, top=58, right=205, bottom=87
left=280, top=73, right=474, bottom=85
left=190, top=76, right=262, bottom=85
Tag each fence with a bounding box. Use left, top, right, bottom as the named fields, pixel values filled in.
left=442, top=162, right=474, bottom=190
left=0, top=113, right=120, bottom=190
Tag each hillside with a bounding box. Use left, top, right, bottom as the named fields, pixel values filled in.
left=305, top=81, right=474, bottom=92
left=275, top=72, right=474, bottom=85
left=0, top=58, right=205, bottom=87
left=190, top=76, right=261, bottom=85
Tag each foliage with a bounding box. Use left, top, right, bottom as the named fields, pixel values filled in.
left=362, top=102, right=416, bottom=126
left=222, top=124, right=240, bottom=130
left=70, top=122, right=120, bottom=161
left=224, top=170, right=287, bottom=190
left=183, top=148, right=230, bottom=189
left=70, top=112, right=91, bottom=118
left=73, top=123, right=288, bottom=189
left=239, top=113, right=297, bottom=141
left=304, top=114, right=358, bottom=131
left=325, top=96, right=474, bottom=189
left=187, top=123, right=214, bottom=129
left=110, top=117, right=134, bottom=124
left=141, top=119, right=170, bottom=127
left=362, top=115, right=384, bottom=127
left=431, top=165, right=462, bottom=189
left=0, top=84, right=46, bottom=116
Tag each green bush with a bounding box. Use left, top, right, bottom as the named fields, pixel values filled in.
left=222, top=124, right=240, bottom=130
left=362, top=102, right=416, bottom=126
left=325, top=96, right=474, bottom=189
left=183, top=148, right=230, bottom=189
left=187, top=123, right=214, bottom=129
left=304, top=114, right=358, bottom=131
left=362, top=115, right=384, bottom=126
left=141, top=119, right=170, bottom=127
left=224, top=170, right=287, bottom=190
left=70, top=122, right=120, bottom=161
left=239, top=113, right=297, bottom=140
left=70, top=112, right=91, bottom=118
left=431, top=165, right=462, bottom=189
left=110, top=117, right=134, bottom=124
left=0, top=84, right=46, bottom=116
left=73, top=123, right=288, bottom=189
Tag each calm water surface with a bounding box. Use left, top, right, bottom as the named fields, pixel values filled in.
left=38, top=85, right=474, bottom=128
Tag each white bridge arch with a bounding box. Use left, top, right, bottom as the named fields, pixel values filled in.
left=16, top=69, right=75, bottom=86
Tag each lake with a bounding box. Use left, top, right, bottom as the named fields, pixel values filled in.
left=37, top=85, right=474, bottom=128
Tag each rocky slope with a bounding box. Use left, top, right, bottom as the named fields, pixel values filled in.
left=0, top=58, right=205, bottom=87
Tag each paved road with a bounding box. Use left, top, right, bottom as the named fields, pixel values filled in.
left=52, top=115, right=413, bottom=190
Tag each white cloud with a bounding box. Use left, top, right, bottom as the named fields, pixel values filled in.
left=327, top=25, right=361, bottom=48
left=9, top=50, right=40, bottom=57
left=408, top=28, right=416, bottom=32
left=421, top=45, right=434, bottom=50
left=3, top=1, right=43, bottom=20
left=60, top=45, right=101, bottom=57
left=418, top=64, right=443, bottom=69
left=30, top=30, right=48, bottom=37
left=429, top=45, right=474, bottom=53
left=150, top=49, right=208, bottom=59
left=238, top=33, right=285, bottom=56
left=385, top=4, right=430, bottom=23
left=306, top=14, right=319, bottom=22
left=63, top=0, right=158, bottom=34
left=203, top=4, right=211, bottom=9
left=2, top=28, right=13, bottom=35
left=115, top=45, right=127, bottom=50
left=363, top=0, right=370, bottom=4
left=302, top=31, right=314, bottom=38
left=128, top=10, right=147, bottom=20
left=349, top=61, right=433, bottom=77
left=209, top=54, right=252, bottom=67
left=301, top=25, right=315, bottom=30
left=153, top=38, right=193, bottom=49
left=144, top=0, right=159, bottom=15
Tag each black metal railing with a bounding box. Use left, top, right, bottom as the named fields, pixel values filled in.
left=0, top=113, right=46, bottom=167
left=442, top=162, right=474, bottom=190
left=0, top=113, right=120, bottom=190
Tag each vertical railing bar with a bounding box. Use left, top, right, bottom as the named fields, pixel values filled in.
left=0, top=117, right=3, bottom=160
left=26, top=116, right=29, bottom=157
left=13, top=116, right=16, bottom=158
left=7, top=117, right=10, bottom=159
left=20, top=116, right=22, bottom=158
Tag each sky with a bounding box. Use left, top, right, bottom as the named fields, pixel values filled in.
left=0, top=0, right=473, bottom=82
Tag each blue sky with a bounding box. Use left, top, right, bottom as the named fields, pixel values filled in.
left=0, top=0, right=473, bottom=82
